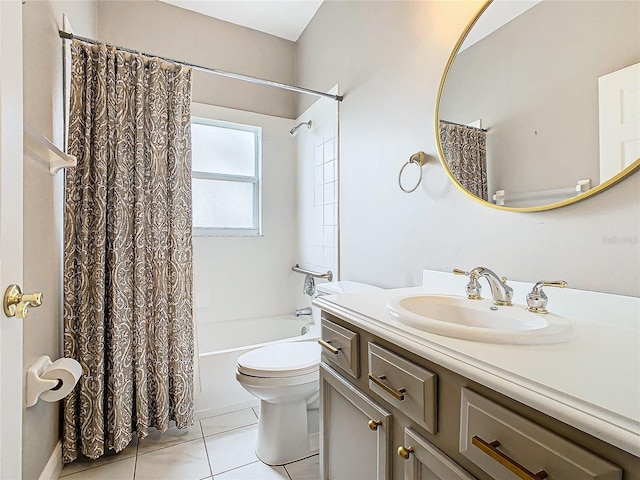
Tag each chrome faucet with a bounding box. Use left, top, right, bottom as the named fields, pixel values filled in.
left=295, top=307, right=312, bottom=317
left=454, top=267, right=514, bottom=306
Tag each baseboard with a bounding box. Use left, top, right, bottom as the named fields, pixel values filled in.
left=39, top=440, right=63, bottom=480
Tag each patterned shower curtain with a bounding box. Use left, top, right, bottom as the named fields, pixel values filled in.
left=439, top=120, right=488, bottom=201
left=63, top=40, right=194, bottom=462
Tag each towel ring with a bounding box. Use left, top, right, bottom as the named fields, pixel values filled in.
left=398, top=151, right=426, bottom=193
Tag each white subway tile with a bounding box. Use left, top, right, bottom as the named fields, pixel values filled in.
left=313, top=206, right=323, bottom=226
left=310, top=246, right=323, bottom=266
left=314, top=145, right=323, bottom=166
left=314, top=128, right=323, bottom=147
left=300, top=245, right=314, bottom=266
left=323, top=182, right=336, bottom=205
left=323, top=247, right=336, bottom=267
left=314, top=165, right=323, bottom=186
left=323, top=226, right=335, bottom=247
left=313, top=226, right=323, bottom=246
left=323, top=160, right=335, bottom=184
left=323, top=204, right=336, bottom=226
left=314, top=186, right=323, bottom=206
left=323, top=138, right=335, bottom=162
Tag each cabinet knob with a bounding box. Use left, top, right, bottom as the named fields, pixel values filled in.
left=397, top=445, right=414, bottom=459
left=367, top=419, right=382, bottom=431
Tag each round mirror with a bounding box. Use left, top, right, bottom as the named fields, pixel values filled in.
left=435, top=0, right=640, bottom=211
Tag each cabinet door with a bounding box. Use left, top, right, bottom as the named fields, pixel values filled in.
left=320, top=364, right=392, bottom=480
left=400, top=428, right=476, bottom=480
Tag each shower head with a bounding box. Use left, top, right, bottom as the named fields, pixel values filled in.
left=290, top=120, right=312, bottom=137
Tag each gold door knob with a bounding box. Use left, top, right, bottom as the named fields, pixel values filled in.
left=397, top=446, right=414, bottom=459
left=368, top=420, right=382, bottom=431
left=4, top=285, right=43, bottom=318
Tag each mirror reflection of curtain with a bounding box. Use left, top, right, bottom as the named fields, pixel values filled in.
left=63, top=40, right=194, bottom=462
left=439, top=121, right=488, bottom=200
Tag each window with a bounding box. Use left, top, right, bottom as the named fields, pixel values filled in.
left=191, top=117, right=262, bottom=236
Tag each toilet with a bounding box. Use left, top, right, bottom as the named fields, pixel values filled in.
left=235, top=280, right=382, bottom=465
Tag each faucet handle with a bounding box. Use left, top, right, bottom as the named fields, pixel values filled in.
left=452, top=269, right=482, bottom=299
left=465, top=277, right=482, bottom=300
left=526, top=280, right=567, bottom=314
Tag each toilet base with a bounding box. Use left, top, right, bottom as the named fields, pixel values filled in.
left=255, top=399, right=319, bottom=465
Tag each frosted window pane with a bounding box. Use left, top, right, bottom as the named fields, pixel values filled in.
left=191, top=123, right=256, bottom=176
left=192, top=179, right=254, bottom=229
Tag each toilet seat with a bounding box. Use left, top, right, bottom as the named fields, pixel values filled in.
left=237, top=341, right=320, bottom=378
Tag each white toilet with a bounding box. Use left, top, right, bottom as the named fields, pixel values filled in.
left=235, top=280, right=382, bottom=466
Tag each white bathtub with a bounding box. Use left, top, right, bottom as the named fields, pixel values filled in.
left=195, top=315, right=320, bottom=419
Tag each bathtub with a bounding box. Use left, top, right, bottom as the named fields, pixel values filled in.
left=194, top=315, right=320, bottom=419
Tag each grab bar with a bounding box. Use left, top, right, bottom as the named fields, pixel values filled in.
left=291, top=264, right=333, bottom=281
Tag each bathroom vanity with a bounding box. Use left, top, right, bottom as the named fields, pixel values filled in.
left=314, top=271, right=640, bottom=480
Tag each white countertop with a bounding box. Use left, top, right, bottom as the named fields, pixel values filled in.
left=314, top=270, right=640, bottom=457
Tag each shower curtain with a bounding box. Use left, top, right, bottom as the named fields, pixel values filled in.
left=439, top=120, right=488, bottom=201
left=62, top=40, right=194, bottom=462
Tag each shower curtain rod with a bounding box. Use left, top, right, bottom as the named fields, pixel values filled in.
left=59, top=30, right=343, bottom=102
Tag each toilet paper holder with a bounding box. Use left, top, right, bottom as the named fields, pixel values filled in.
left=26, top=355, right=81, bottom=407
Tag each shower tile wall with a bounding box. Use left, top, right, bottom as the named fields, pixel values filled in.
left=298, top=93, right=339, bottom=279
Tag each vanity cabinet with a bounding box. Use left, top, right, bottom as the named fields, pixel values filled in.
left=319, top=312, right=638, bottom=480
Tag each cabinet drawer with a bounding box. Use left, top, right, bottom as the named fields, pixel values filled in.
left=460, top=388, right=622, bottom=480
left=320, top=318, right=359, bottom=378
left=368, top=343, right=437, bottom=434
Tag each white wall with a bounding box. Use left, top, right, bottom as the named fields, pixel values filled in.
left=98, top=0, right=297, bottom=119
left=296, top=1, right=640, bottom=297
left=22, top=1, right=97, bottom=478
left=192, top=104, right=306, bottom=326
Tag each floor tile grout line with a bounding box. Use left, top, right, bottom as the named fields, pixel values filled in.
left=200, top=420, right=215, bottom=479
left=202, top=422, right=258, bottom=440
left=136, top=434, right=206, bottom=457
left=210, top=460, right=264, bottom=478
left=133, top=435, right=139, bottom=480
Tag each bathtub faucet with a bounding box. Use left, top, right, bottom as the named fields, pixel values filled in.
left=295, top=307, right=312, bottom=317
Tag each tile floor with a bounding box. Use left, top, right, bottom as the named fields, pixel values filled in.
left=59, top=407, right=320, bottom=480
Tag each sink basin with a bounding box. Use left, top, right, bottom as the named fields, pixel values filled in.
left=385, top=295, right=571, bottom=345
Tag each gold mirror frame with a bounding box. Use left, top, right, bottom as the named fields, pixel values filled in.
left=434, top=0, right=640, bottom=212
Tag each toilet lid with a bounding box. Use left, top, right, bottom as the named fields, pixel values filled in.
left=237, top=341, right=321, bottom=378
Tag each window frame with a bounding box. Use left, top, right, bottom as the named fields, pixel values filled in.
left=191, top=116, right=262, bottom=237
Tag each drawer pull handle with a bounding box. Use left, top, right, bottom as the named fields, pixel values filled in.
left=397, top=446, right=414, bottom=459
left=318, top=339, right=341, bottom=354
left=472, top=436, right=548, bottom=480
left=368, top=420, right=382, bottom=431
left=368, top=374, right=406, bottom=401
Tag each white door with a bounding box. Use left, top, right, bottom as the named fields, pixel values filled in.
left=0, top=1, right=24, bottom=478
left=598, top=62, right=640, bottom=183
